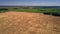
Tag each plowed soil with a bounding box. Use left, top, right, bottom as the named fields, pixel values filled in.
left=0, top=11, right=60, bottom=34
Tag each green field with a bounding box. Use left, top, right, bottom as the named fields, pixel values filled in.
left=0, top=7, right=60, bottom=16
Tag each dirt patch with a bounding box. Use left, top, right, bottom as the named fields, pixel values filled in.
left=0, top=11, right=60, bottom=34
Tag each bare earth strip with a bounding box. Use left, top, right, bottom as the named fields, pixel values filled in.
left=0, top=11, right=60, bottom=34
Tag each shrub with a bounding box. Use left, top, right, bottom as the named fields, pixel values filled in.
left=43, top=12, right=51, bottom=15
left=0, top=8, right=8, bottom=13
left=52, top=12, right=60, bottom=16
left=40, top=9, right=46, bottom=11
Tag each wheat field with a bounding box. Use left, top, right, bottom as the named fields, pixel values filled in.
left=0, top=11, right=60, bottom=34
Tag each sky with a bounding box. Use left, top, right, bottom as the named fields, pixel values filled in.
left=0, top=0, right=60, bottom=6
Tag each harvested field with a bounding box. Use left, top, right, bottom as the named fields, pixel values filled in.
left=0, top=11, right=60, bottom=34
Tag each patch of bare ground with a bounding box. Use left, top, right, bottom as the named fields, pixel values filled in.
left=0, top=11, right=60, bottom=34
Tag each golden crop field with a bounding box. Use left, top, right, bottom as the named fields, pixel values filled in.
left=0, top=11, right=60, bottom=34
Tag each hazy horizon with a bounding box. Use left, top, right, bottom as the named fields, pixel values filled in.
left=0, top=0, right=60, bottom=6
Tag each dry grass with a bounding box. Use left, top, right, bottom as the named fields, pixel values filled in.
left=0, top=11, right=60, bottom=34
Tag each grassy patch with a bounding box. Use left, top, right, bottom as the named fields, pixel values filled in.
left=0, top=8, right=60, bottom=16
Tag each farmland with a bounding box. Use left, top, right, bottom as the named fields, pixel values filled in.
left=0, top=6, right=60, bottom=16
left=0, top=6, right=60, bottom=34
